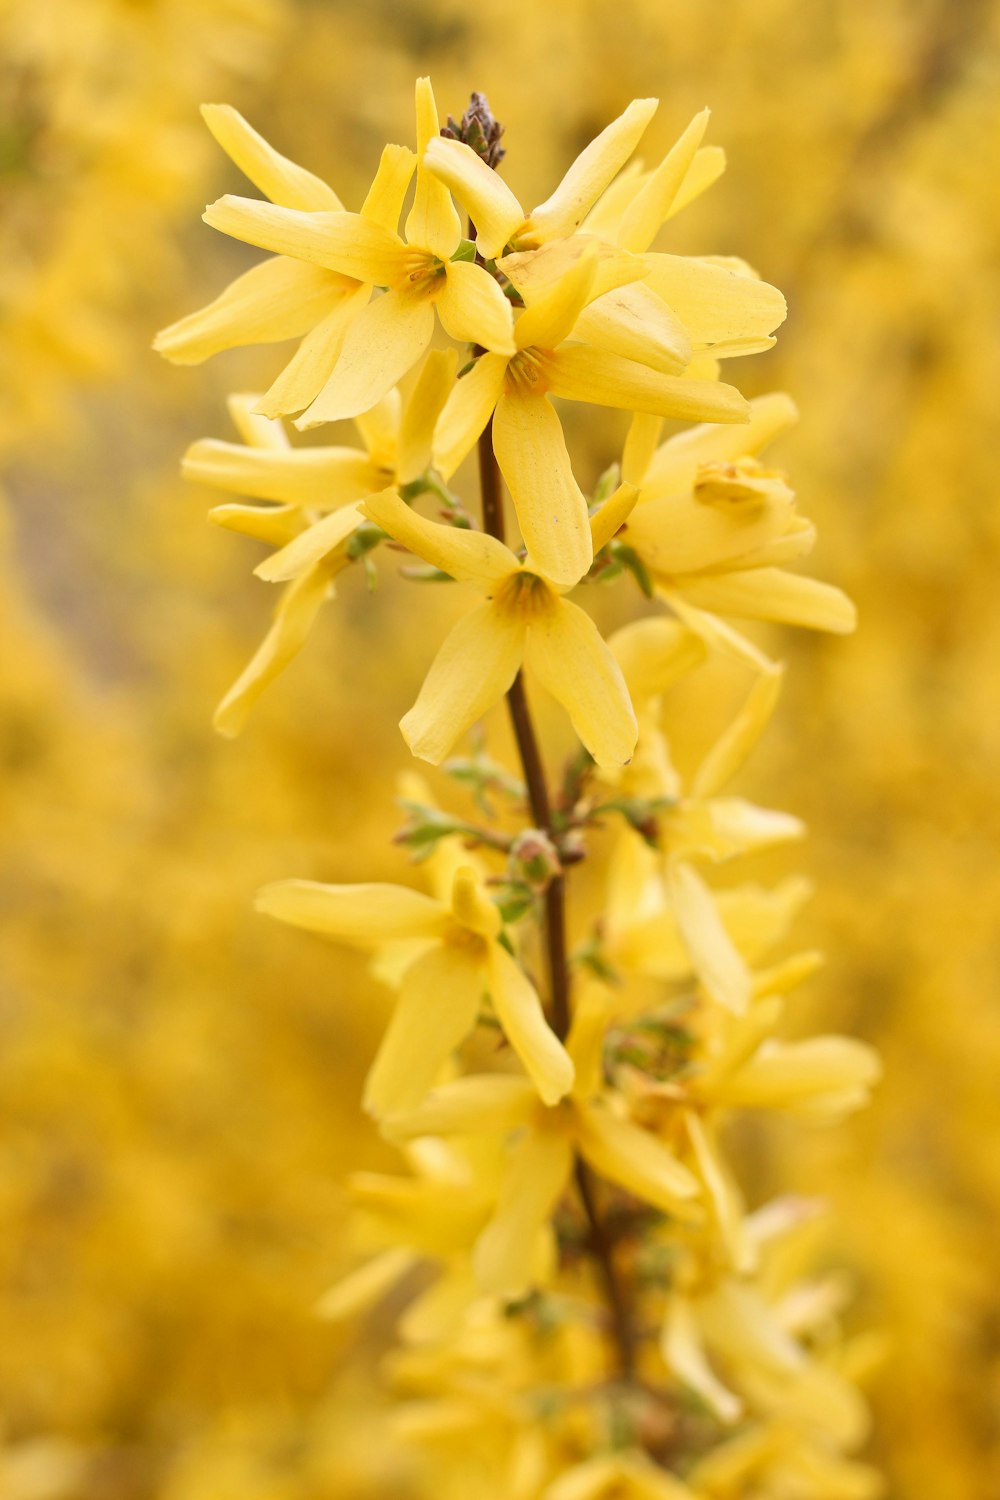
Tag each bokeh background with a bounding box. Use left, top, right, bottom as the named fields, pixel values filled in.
left=2, top=0, right=999, bottom=1495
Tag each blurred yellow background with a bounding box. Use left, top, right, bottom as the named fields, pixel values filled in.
left=2, top=0, right=999, bottom=1495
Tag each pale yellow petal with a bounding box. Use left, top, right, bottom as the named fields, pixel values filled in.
left=208, top=502, right=303, bottom=548
left=622, top=413, right=664, bottom=486
left=643, top=254, right=786, bottom=352
left=183, top=438, right=382, bottom=507
left=256, top=878, right=448, bottom=943
left=500, top=237, right=646, bottom=303
left=474, top=1127, right=573, bottom=1295
left=361, top=143, right=417, bottom=232
left=201, top=103, right=342, bottom=210
left=589, top=481, right=640, bottom=554
left=153, top=256, right=348, bottom=365
left=398, top=1265, right=480, bottom=1344
left=669, top=145, right=726, bottom=218
left=406, top=78, right=463, bottom=259
left=400, top=601, right=526, bottom=764
left=203, top=198, right=407, bottom=281
left=656, top=587, right=776, bottom=672
left=396, top=348, right=458, bottom=483
left=547, top=345, right=749, bottom=423
left=316, top=1247, right=417, bottom=1322
left=450, top=866, right=502, bottom=940
left=492, top=389, right=592, bottom=587
left=692, top=666, right=784, bottom=798
left=514, top=247, right=598, bottom=352
left=667, top=861, right=751, bottom=1014
left=662, top=1297, right=743, bottom=1423
left=527, top=97, right=658, bottom=241
left=353, top=390, right=402, bottom=470
left=676, top=567, right=857, bottom=632
left=254, top=284, right=372, bottom=419
left=226, top=392, right=289, bottom=450
left=213, top=568, right=331, bottom=737
left=608, top=616, right=706, bottom=703
left=618, top=109, right=710, bottom=253
left=719, top=1037, right=882, bottom=1114
left=524, top=599, right=637, bottom=768
left=297, top=290, right=435, bottom=426
left=363, top=942, right=484, bottom=1116
left=487, top=940, right=575, bottom=1105
left=684, top=1111, right=748, bottom=1271
left=640, top=392, right=798, bottom=501
left=361, top=486, right=516, bottom=584
left=436, top=260, right=516, bottom=354
left=576, top=1104, right=700, bottom=1212
left=424, top=136, right=526, bottom=259
left=572, top=281, right=692, bottom=374
left=565, top=982, right=613, bottom=1100
left=626, top=488, right=797, bottom=577
left=256, top=502, right=365, bottom=581
left=433, top=352, right=508, bottom=480
left=384, top=1074, right=539, bottom=1141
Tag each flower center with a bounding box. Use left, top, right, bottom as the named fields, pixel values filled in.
left=494, top=570, right=558, bottom=622
left=401, top=250, right=447, bottom=299
left=505, top=347, right=549, bottom=395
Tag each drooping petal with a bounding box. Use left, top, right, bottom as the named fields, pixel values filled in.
left=676, top=567, right=857, bottom=633
left=608, top=616, right=707, bottom=703
left=643, top=254, right=787, bottom=353
left=153, top=257, right=350, bottom=365
left=492, top=389, right=592, bottom=587
left=400, top=601, right=526, bottom=764
left=383, top=1074, right=539, bottom=1141
left=546, top=345, right=749, bottom=423
left=363, top=941, right=485, bottom=1117
left=622, top=412, right=664, bottom=486
left=433, top=352, right=509, bottom=479
left=256, top=502, right=365, bottom=581
left=487, top=940, right=575, bottom=1105
left=297, top=290, right=435, bottom=426
left=395, top=348, right=458, bottom=483
left=226, top=392, right=289, bottom=450
left=667, top=861, right=751, bottom=1014
left=361, top=143, right=417, bottom=233
left=716, top=1036, right=882, bottom=1116
left=589, top=481, right=640, bottom=554
left=362, top=486, right=517, bottom=584
left=527, top=97, right=658, bottom=242
left=640, top=392, right=798, bottom=501
left=209, top=502, right=303, bottom=548
left=524, top=599, right=637, bottom=768
left=256, top=878, right=448, bottom=943
left=573, top=282, right=692, bottom=374
left=253, top=283, right=373, bottom=418
left=626, top=488, right=796, bottom=576
left=576, top=1104, right=701, bottom=1213
left=315, top=1247, right=417, bottom=1322
left=692, top=666, right=784, bottom=798
left=662, top=1297, right=743, bottom=1424
left=405, top=77, right=463, bottom=259
left=182, top=438, right=382, bottom=507
left=436, top=259, right=516, bottom=354
left=423, top=137, right=526, bottom=259
left=473, top=1126, right=573, bottom=1295
left=617, top=109, right=710, bottom=253
left=201, top=103, right=343, bottom=210
left=214, top=570, right=333, bottom=736
left=514, top=247, right=599, bottom=352
left=203, top=198, right=408, bottom=282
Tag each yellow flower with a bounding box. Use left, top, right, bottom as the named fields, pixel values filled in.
left=199, top=79, right=515, bottom=426
left=360, top=485, right=639, bottom=767
left=542, top=1450, right=698, bottom=1500
left=256, top=861, right=574, bottom=1115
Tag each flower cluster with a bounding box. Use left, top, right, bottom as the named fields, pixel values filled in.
left=160, top=81, right=881, bottom=1498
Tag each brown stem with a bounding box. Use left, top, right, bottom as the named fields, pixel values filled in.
left=477, top=416, right=635, bottom=1379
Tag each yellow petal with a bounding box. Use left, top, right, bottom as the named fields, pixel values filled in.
left=618, top=109, right=710, bottom=253
left=590, top=481, right=640, bottom=554
left=547, top=345, right=749, bottom=423
left=661, top=1297, right=743, bottom=1423
left=667, top=861, right=751, bottom=1014
left=361, top=143, right=417, bottom=233
left=492, top=389, right=592, bottom=587
left=253, top=284, right=373, bottom=419
left=256, top=502, right=365, bottom=582
left=212, top=569, right=332, bottom=736
left=436, top=260, right=516, bottom=354
left=718, top=1036, right=882, bottom=1115
left=474, top=1127, right=573, bottom=1295
left=524, top=599, right=637, bottom=768
left=406, top=78, right=463, bottom=259
left=608, top=616, right=707, bottom=703
left=643, top=254, right=786, bottom=352
left=514, top=246, right=599, bottom=352
left=669, top=145, right=726, bottom=218
left=400, top=600, right=526, bottom=765
left=361, top=486, right=517, bottom=584
left=226, top=392, right=288, bottom=450
left=203, top=198, right=407, bottom=282
left=527, top=97, right=658, bottom=241
left=316, top=1247, right=417, bottom=1322
left=297, top=290, right=435, bottom=426
left=576, top=1105, right=700, bottom=1212
left=450, top=866, right=502, bottom=940
left=676, top=567, right=857, bottom=632
left=656, top=587, right=775, bottom=672
left=363, top=942, right=484, bottom=1116
left=153, top=256, right=349, bottom=365
left=572, top=282, right=692, bottom=374
left=622, top=412, right=664, bottom=486
left=500, top=237, right=646, bottom=303
left=201, top=103, right=342, bottom=210
left=385, top=1074, right=539, bottom=1143
left=255, top=878, right=448, bottom=942
left=684, top=1111, right=748, bottom=1272
left=565, top=982, right=613, bottom=1100
left=182, top=438, right=382, bottom=506
left=424, top=137, right=526, bottom=259
left=626, top=490, right=797, bottom=577
left=353, top=390, right=402, bottom=470
left=392, top=352, right=455, bottom=484
left=208, top=502, right=303, bottom=548
left=641, top=392, right=798, bottom=501
left=432, top=352, right=509, bottom=480
left=487, top=940, right=575, bottom=1105
left=692, top=667, right=784, bottom=798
